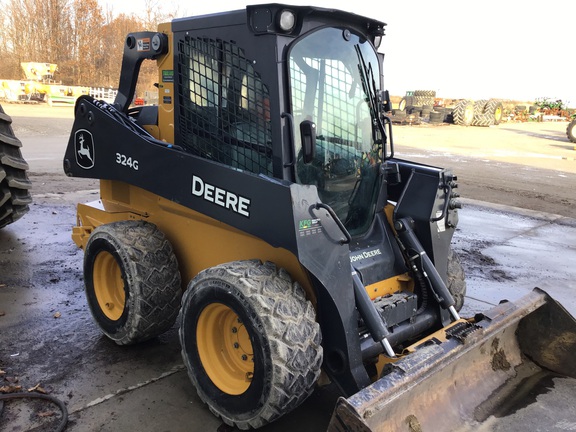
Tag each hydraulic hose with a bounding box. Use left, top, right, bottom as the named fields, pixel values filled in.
left=394, top=217, right=460, bottom=321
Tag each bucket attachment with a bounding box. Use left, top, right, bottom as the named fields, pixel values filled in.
left=327, top=288, right=576, bottom=432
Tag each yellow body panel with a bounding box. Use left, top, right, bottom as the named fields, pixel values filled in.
left=365, top=273, right=413, bottom=300
left=74, top=180, right=315, bottom=302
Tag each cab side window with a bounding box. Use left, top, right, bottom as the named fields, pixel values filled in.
left=177, top=37, right=272, bottom=175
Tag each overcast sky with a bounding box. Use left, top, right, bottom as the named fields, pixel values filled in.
left=99, top=0, right=575, bottom=107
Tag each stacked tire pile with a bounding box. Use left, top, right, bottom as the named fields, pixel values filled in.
left=392, top=91, right=504, bottom=127
left=393, top=90, right=450, bottom=124
left=0, top=103, right=32, bottom=229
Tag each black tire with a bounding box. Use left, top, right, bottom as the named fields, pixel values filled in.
left=421, top=106, right=433, bottom=118
left=0, top=103, right=32, bottom=229
left=180, top=260, right=322, bottom=429
left=567, top=119, right=576, bottom=144
left=413, top=90, right=436, bottom=98
left=398, top=96, right=413, bottom=111
left=447, top=249, right=466, bottom=312
left=471, top=99, right=493, bottom=127
left=413, top=90, right=435, bottom=107
left=409, top=106, right=422, bottom=116
left=485, top=99, right=504, bottom=125
left=84, top=220, right=182, bottom=345
left=452, top=100, right=474, bottom=126
left=393, top=109, right=407, bottom=119
left=429, top=111, right=444, bottom=124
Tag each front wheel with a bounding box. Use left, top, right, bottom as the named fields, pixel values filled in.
left=180, top=260, right=322, bottom=430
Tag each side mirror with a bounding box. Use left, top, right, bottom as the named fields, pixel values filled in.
left=380, top=90, right=391, bottom=113
left=300, top=120, right=316, bottom=164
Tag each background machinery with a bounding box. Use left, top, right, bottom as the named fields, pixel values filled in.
left=63, top=5, right=576, bottom=430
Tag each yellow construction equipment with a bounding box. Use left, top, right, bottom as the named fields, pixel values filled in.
left=62, top=4, right=576, bottom=430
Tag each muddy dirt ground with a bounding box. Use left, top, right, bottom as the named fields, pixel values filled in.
left=1, top=102, right=575, bottom=431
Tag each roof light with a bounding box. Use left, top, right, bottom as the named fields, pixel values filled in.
left=278, top=10, right=296, bottom=32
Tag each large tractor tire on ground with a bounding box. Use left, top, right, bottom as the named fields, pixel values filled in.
left=471, top=99, right=494, bottom=127
left=485, top=98, right=504, bottom=125
left=413, top=90, right=436, bottom=107
left=83, top=220, right=182, bottom=345
left=567, top=118, right=576, bottom=143
left=451, top=99, right=474, bottom=126
left=180, top=260, right=322, bottom=430
left=398, top=96, right=414, bottom=111
left=0, top=103, right=32, bottom=229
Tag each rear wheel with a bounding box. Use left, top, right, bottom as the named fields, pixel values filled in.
left=0, top=103, right=32, bottom=229
left=180, top=260, right=322, bottom=429
left=84, top=220, right=182, bottom=345
left=447, top=249, right=466, bottom=311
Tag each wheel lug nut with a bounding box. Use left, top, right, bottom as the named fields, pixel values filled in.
left=241, top=354, right=247, bottom=361
left=231, top=327, right=237, bottom=333
left=233, top=342, right=239, bottom=349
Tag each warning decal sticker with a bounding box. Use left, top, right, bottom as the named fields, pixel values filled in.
left=137, top=38, right=151, bottom=52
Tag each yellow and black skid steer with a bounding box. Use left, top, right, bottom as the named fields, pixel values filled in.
left=62, top=4, right=576, bottom=430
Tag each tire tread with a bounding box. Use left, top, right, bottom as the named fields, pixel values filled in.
left=0, top=103, right=31, bottom=229
left=85, top=221, right=181, bottom=345
left=181, top=260, right=322, bottom=430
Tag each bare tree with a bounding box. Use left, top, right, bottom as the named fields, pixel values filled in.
left=69, top=0, right=104, bottom=85
left=96, top=13, right=143, bottom=88
left=0, top=0, right=182, bottom=95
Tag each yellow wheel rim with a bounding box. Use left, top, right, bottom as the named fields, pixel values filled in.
left=93, top=251, right=125, bottom=321
left=197, top=303, right=254, bottom=395
left=464, top=104, right=475, bottom=124
left=494, top=106, right=503, bottom=123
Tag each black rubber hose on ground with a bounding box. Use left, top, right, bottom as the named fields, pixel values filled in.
left=0, top=392, right=68, bottom=431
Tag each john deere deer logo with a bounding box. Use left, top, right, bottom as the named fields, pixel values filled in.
left=75, top=129, right=95, bottom=169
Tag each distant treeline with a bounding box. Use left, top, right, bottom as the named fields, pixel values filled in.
left=0, top=0, right=181, bottom=91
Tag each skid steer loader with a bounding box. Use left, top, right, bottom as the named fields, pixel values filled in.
left=63, top=4, right=576, bottom=430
